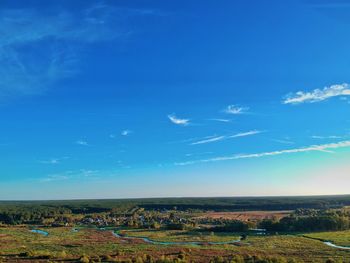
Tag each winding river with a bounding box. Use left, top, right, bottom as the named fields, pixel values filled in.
left=112, top=230, right=242, bottom=246
left=30, top=229, right=49, bottom=236
left=323, top=241, right=350, bottom=250
left=112, top=230, right=350, bottom=250
left=29, top=228, right=350, bottom=250
left=300, top=235, right=350, bottom=250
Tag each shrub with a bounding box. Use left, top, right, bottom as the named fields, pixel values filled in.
left=230, top=255, right=244, bottom=263
left=58, top=250, right=67, bottom=259
left=79, top=255, right=90, bottom=263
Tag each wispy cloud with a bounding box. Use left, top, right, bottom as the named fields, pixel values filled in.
left=168, top=114, right=190, bottom=126
left=40, top=174, right=70, bottom=182
left=121, top=130, right=132, bottom=136
left=110, top=130, right=132, bottom=138
left=223, top=105, right=249, bottom=115
left=283, top=83, right=350, bottom=104
left=0, top=4, right=159, bottom=100
left=191, top=130, right=262, bottom=145
left=168, top=136, right=213, bottom=144
left=176, top=140, right=350, bottom=166
left=271, top=138, right=295, bottom=145
left=42, top=159, right=60, bottom=164
left=191, top=135, right=226, bottom=145
left=38, top=158, right=60, bottom=164
left=208, top=118, right=231, bottom=123
left=79, top=169, right=100, bottom=177
left=76, top=140, right=89, bottom=146
left=229, top=130, right=261, bottom=138
left=311, top=135, right=342, bottom=139
left=40, top=169, right=99, bottom=182
left=185, top=152, right=213, bottom=157
left=38, top=156, right=69, bottom=164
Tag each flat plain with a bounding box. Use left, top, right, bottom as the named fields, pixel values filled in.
left=1, top=196, right=350, bottom=262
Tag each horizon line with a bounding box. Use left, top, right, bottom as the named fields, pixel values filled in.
left=1, top=193, right=350, bottom=202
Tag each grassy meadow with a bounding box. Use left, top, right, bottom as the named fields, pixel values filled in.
left=304, top=230, right=350, bottom=247
left=1, top=197, right=350, bottom=262
left=0, top=227, right=350, bottom=262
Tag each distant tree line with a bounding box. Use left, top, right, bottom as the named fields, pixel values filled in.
left=2, top=195, right=350, bottom=212
left=259, top=209, right=350, bottom=232
left=1, top=200, right=350, bottom=234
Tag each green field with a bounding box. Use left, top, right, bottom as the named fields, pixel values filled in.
left=1, top=197, right=350, bottom=262
left=304, top=230, right=350, bottom=247
left=118, top=229, right=241, bottom=243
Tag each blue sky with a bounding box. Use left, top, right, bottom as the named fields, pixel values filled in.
left=1, top=0, right=350, bottom=200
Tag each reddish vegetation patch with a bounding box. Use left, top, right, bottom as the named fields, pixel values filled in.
left=79, top=229, right=121, bottom=243
left=110, top=247, right=243, bottom=263
left=196, top=210, right=292, bottom=221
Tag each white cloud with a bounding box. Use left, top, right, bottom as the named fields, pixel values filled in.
left=121, top=130, right=132, bottom=136
left=191, top=130, right=262, bottom=145
left=79, top=169, right=99, bottom=177
left=39, top=158, right=60, bottom=164
left=40, top=169, right=99, bottom=182
left=40, top=174, right=69, bottom=182
left=271, top=139, right=295, bottom=145
left=38, top=156, right=69, bottom=164
left=76, top=140, right=88, bottom=146
left=185, top=152, right=213, bottom=157
left=191, top=135, right=226, bottom=145
left=228, top=130, right=261, bottom=138
left=311, top=135, right=342, bottom=139
left=176, top=140, right=350, bottom=166
left=283, top=83, right=350, bottom=104
left=224, top=105, right=249, bottom=115
left=208, top=118, right=231, bottom=123
left=168, top=114, right=190, bottom=126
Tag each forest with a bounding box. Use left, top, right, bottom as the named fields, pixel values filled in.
left=2, top=196, right=350, bottom=232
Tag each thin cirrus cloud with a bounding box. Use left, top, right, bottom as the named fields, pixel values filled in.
left=271, top=139, right=295, bottom=145
left=224, top=105, right=249, bottom=114
left=191, top=135, right=226, bottom=145
left=39, top=158, right=60, bottom=165
left=39, top=156, right=69, bottom=164
left=40, top=174, right=69, bottom=182
left=283, top=83, right=350, bottom=104
left=75, top=140, right=89, bottom=146
left=0, top=4, right=161, bottom=100
left=311, top=135, right=342, bottom=139
left=176, top=140, right=350, bottom=166
left=38, top=156, right=69, bottom=164
left=110, top=130, right=132, bottom=138
left=191, top=130, right=262, bottom=145
left=40, top=169, right=99, bottom=182
left=208, top=118, right=231, bottom=123
left=168, top=114, right=190, bottom=126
